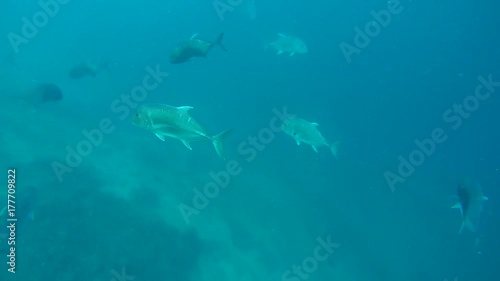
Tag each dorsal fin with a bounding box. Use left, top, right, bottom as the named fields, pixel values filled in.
left=190, top=33, right=199, bottom=40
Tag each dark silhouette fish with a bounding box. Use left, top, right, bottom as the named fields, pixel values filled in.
left=170, top=33, right=227, bottom=64
left=32, top=83, right=63, bottom=103
left=68, top=60, right=111, bottom=79
left=4, top=81, right=63, bottom=108
left=452, top=181, right=489, bottom=233
left=0, top=186, right=38, bottom=253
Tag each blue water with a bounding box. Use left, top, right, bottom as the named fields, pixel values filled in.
left=0, top=0, right=499, bottom=280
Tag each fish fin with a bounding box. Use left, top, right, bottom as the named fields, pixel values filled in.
left=458, top=223, right=465, bottom=234
left=181, top=140, right=192, bottom=150
left=155, top=133, right=165, bottom=141
left=212, top=129, right=233, bottom=159
left=295, top=138, right=301, bottom=145
left=190, top=33, right=199, bottom=40
left=289, top=52, right=295, bottom=56
left=451, top=203, right=462, bottom=209
left=213, top=33, right=227, bottom=52
left=177, top=106, right=193, bottom=112
left=330, top=141, right=340, bottom=158
left=311, top=122, right=319, bottom=126
left=277, top=50, right=283, bottom=55
left=312, top=146, right=319, bottom=153
left=278, top=33, right=287, bottom=37
left=482, top=196, right=489, bottom=201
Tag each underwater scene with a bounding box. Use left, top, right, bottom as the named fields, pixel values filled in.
left=0, top=0, right=499, bottom=280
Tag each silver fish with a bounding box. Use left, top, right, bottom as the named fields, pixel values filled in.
left=132, top=103, right=232, bottom=159
left=269, top=33, right=308, bottom=56
left=281, top=117, right=339, bottom=157
left=452, top=180, right=489, bottom=233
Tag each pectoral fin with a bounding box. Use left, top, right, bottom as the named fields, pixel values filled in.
left=312, top=146, right=318, bottom=153
left=177, top=106, right=193, bottom=112
left=181, top=140, right=192, bottom=150
left=277, top=50, right=283, bottom=55
left=451, top=203, right=462, bottom=209
left=155, top=133, right=165, bottom=141
left=295, top=138, right=301, bottom=145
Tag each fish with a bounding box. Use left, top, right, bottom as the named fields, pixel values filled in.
left=0, top=186, right=38, bottom=253
left=281, top=117, right=339, bottom=157
left=269, top=33, right=308, bottom=56
left=132, top=103, right=232, bottom=159
left=170, top=33, right=227, bottom=64
left=2, top=79, right=63, bottom=109
left=451, top=180, right=489, bottom=233
left=27, top=82, right=63, bottom=103
left=68, top=60, right=111, bottom=79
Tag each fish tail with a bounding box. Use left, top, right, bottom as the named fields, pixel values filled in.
left=214, top=33, right=227, bottom=52
left=212, top=129, right=232, bottom=159
left=330, top=141, right=340, bottom=158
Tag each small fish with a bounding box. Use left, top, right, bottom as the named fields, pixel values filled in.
left=451, top=180, right=489, bottom=233
left=170, top=33, right=227, bottom=64
left=68, top=60, right=111, bottom=79
left=281, top=117, right=339, bottom=157
left=0, top=186, right=38, bottom=253
left=269, top=33, right=308, bottom=56
left=132, top=103, right=232, bottom=159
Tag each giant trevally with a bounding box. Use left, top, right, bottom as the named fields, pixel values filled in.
left=281, top=117, right=339, bottom=157
left=170, top=33, right=227, bottom=64
left=0, top=186, right=38, bottom=254
left=269, top=33, right=308, bottom=56
left=132, top=103, right=232, bottom=159
left=451, top=181, right=489, bottom=233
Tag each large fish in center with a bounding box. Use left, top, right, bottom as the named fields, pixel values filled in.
left=452, top=180, right=489, bottom=233
left=269, top=33, right=308, bottom=56
left=170, top=33, right=227, bottom=64
left=281, top=117, right=339, bottom=157
left=132, top=103, right=232, bottom=159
